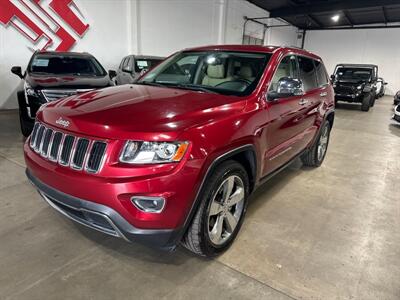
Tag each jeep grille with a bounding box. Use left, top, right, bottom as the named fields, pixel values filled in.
left=30, top=122, right=107, bottom=173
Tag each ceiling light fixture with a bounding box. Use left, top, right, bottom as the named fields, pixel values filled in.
left=331, top=15, right=340, bottom=22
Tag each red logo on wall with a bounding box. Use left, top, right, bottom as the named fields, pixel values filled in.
left=0, top=0, right=89, bottom=51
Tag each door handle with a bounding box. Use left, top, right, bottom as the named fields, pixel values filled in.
left=299, top=99, right=308, bottom=105
left=320, top=92, right=328, bottom=97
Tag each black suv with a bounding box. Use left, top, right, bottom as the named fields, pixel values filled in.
left=11, top=51, right=116, bottom=136
left=331, top=64, right=378, bottom=112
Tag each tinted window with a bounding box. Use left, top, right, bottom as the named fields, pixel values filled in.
left=314, top=60, right=328, bottom=87
left=298, top=56, right=318, bottom=91
left=134, top=59, right=163, bottom=73
left=270, top=55, right=297, bottom=92
left=335, top=67, right=372, bottom=81
left=139, top=51, right=271, bottom=96
left=29, top=54, right=106, bottom=76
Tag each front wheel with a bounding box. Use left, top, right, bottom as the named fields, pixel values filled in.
left=361, top=94, right=371, bottom=111
left=182, top=160, right=249, bottom=257
left=301, top=121, right=331, bottom=167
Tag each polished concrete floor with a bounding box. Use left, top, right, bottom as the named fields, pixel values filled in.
left=1, top=96, right=399, bottom=300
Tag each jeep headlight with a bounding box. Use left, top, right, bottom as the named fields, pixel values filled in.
left=24, top=82, right=38, bottom=97
left=119, top=141, right=189, bottom=164
left=357, top=85, right=363, bottom=90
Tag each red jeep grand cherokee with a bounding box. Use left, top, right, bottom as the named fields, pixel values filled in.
left=25, top=45, right=334, bottom=257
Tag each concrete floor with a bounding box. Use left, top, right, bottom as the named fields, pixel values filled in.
left=1, top=96, right=399, bottom=300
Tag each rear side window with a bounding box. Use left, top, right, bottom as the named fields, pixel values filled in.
left=298, top=56, right=318, bottom=92
left=314, top=60, right=328, bottom=87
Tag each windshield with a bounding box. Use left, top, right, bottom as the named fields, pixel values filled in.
left=135, top=59, right=163, bottom=73
left=29, top=54, right=107, bottom=76
left=138, top=51, right=271, bottom=96
left=335, top=67, right=372, bottom=81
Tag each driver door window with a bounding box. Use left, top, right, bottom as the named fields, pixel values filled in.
left=270, top=55, right=297, bottom=92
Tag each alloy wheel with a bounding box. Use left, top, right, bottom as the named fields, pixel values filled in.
left=207, top=175, right=245, bottom=246
left=317, top=125, right=329, bottom=161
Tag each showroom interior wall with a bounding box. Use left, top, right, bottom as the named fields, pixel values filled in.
left=305, top=28, right=400, bottom=95
left=0, top=0, right=298, bottom=109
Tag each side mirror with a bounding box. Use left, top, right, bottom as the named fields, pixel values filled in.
left=384, top=82, right=388, bottom=85
left=267, top=77, right=304, bottom=101
left=330, top=74, right=336, bottom=82
left=108, top=70, right=117, bottom=79
left=11, top=66, right=23, bottom=79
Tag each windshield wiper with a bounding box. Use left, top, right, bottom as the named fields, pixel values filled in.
left=168, top=83, right=218, bottom=94
left=135, top=81, right=167, bottom=88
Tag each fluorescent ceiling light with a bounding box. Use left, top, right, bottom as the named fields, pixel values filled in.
left=331, top=15, right=340, bottom=22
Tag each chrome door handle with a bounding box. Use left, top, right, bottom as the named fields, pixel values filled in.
left=320, top=92, right=328, bottom=97
left=299, top=99, right=308, bottom=105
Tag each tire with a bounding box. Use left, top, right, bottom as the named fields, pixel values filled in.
left=370, top=92, right=376, bottom=107
left=19, top=108, right=33, bottom=137
left=301, top=121, right=331, bottom=167
left=181, top=160, right=249, bottom=257
left=361, top=94, right=371, bottom=112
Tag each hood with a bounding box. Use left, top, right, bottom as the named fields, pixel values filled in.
left=26, top=73, right=112, bottom=90
left=38, top=85, right=246, bottom=140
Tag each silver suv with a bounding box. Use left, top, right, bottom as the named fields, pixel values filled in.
left=115, top=55, right=164, bottom=85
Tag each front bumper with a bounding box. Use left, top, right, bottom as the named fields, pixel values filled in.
left=334, top=93, right=362, bottom=102
left=27, top=169, right=181, bottom=250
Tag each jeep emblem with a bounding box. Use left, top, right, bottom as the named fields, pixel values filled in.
left=55, top=117, right=70, bottom=128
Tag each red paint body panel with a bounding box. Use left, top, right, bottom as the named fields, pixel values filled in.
left=25, top=45, right=334, bottom=236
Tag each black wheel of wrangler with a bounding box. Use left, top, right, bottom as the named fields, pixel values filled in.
left=182, top=160, right=249, bottom=257
left=370, top=92, right=376, bottom=107
left=361, top=94, right=371, bottom=112
left=301, top=121, right=331, bottom=167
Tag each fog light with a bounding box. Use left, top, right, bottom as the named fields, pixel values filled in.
left=131, top=196, right=165, bottom=213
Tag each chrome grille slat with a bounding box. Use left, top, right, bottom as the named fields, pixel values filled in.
left=30, top=121, right=107, bottom=174
left=41, top=89, right=94, bottom=102
left=34, top=126, right=45, bottom=152
left=71, top=138, right=90, bottom=170
left=49, top=132, right=63, bottom=161
left=40, top=128, right=53, bottom=157
left=59, top=135, right=75, bottom=166
left=86, top=142, right=107, bottom=173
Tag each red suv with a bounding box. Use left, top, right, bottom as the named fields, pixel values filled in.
left=25, top=45, right=334, bottom=257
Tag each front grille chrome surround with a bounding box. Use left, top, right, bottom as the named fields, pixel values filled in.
left=41, top=89, right=93, bottom=102
left=29, top=121, right=107, bottom=174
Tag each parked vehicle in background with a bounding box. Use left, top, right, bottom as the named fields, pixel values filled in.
left=331, top=64, right=378, bottom=111
left=24, top=45, right=334, bottom=257
left=376, top=77, right=387, bottom=98
left=393, top=105, right=400, bottom=124
left=115, top=55, right=164, bottom=85
left=11, top=51, right=116, bottom=136
left=394, top=91, right=400, bottom=105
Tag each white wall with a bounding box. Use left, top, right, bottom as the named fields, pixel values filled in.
left=0, top=0, right=298, bottom=109
left=305, top=28, right=400, bottom=95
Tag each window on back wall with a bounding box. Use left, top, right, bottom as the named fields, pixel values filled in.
left=243, top=35, right=264, bottom=45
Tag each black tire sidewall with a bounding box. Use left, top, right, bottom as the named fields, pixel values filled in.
left=199, top=162, right=249, bottom=256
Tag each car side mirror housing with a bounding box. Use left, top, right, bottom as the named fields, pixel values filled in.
left=11, top=66, right=23, bottom=79
left=109, top=70, right=117, bottom=79
left=384, top=82, right=388, bottom=85
left=330, top=74, right=336, bottom=82
left=267, top=77, right=304, bottom=101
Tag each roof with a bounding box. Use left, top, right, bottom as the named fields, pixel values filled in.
left=130, top=55, right=165, bottom=60
left=336, top=64, right=378, bottom=68
left=182, top=44, right=321, bottom=59
left=35, top=51, right=93, bottom=57
left=247, top=0, right=400, bottom=30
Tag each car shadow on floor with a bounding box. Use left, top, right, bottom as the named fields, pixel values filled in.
left=389, top=123, right=400, bottom=137
left=335, top=102, right=363, bottom=111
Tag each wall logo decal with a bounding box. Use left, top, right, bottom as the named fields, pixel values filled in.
left=0, top=0, right=90, bottom=51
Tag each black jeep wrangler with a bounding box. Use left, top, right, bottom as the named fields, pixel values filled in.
left=331, top=64, right=378, bottom=112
